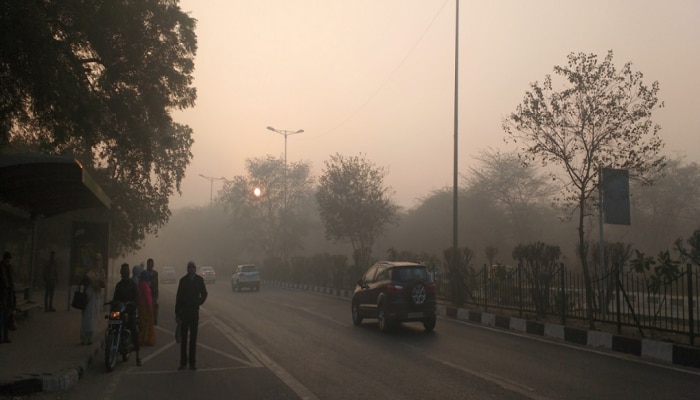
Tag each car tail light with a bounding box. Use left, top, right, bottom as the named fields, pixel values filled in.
left=386, top=283, right=404, bottom=294
left=425, top=281, right=436, bottom=292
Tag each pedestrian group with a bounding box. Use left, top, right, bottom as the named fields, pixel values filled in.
left=2, top=250, right=207, bottom=371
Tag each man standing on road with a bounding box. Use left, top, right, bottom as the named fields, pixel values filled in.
left=175, top=260, right=207, bottom=371
left=146, top=258, right=159, bottom=325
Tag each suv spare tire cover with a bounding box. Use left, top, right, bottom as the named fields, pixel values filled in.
left=409, top=280, right=427, bottom=305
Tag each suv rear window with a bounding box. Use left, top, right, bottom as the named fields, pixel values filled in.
left=391, top=267, right=430, bottom=283
left=240, top=265, right=257, bottom=272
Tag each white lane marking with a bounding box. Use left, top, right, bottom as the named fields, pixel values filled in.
left=424, top=355, right=553, bottom=400
left=212, top=314, right=320, bottom=400
left=209, top=317, right=263, bottom=367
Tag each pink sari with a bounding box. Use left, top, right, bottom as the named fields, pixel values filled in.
left=138, top=280, right=156, bottom=346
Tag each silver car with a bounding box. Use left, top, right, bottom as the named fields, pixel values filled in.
left=231, top=264, right=260, bottom=292
left=199, top=266, right=216, bottom=284
left=161, top=266, right=177, bottom=284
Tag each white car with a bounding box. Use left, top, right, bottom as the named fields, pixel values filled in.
left=161, top=266, right=177, bottom=284
left=231, top=264, right=260, bottom=292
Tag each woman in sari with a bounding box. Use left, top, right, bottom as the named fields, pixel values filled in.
left=80, top=253, right=106, bottom=345
left=138, top=270, right=156, bottom=346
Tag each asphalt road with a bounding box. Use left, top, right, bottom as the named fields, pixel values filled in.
left=27, top=281, right=700, bottom=400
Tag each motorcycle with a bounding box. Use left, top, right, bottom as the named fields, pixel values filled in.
left=104, top=301, right=136, bottom=372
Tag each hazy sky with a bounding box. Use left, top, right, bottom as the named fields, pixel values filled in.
left=170, top=0, right=700, bottom=210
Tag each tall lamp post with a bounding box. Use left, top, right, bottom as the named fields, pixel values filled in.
left=266, top=126, right=304, bottom=172
left=266, top=126, right=303, bottom=204
left=198, top=174, right=226, bottom=204
left=266, top=126, right=303, bottom=265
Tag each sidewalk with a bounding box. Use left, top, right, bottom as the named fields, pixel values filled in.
left=0, top=288, right=106, bottom=397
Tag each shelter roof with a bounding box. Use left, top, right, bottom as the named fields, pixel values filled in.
left=0, top=153, right=111, bottom=218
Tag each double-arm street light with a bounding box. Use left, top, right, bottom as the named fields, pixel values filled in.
left=198, top=174, right=226, bottom=204
left=266, top=126, right=303, bottom=205
left=266, top=126, right=303, bottom=265
left=266, top=126, right=304, bottom=170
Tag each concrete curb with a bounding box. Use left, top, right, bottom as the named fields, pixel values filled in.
left=0, top=337, right=102, bottom=396
left=268, top=280, right=700, bottom=370
left=41, top=343, right=100, bottom=392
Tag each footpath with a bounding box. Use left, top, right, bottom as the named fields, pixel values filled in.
left=0, top=288, right=106, bottom=397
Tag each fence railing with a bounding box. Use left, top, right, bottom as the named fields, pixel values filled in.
left=442, top=263, right=699, bottom=346
left=264, top=260, right=698, bottom=346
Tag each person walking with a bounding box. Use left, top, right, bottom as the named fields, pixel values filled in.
left=0, top=252, right=16, bottom=343
left=43, top=251, right=58, bottom=312
left=175, top=260, right=207, bottom=371
left=146, top=258, right=159, bottom=325
left=80, top=253, right=106, bottom=345
left=112, top=263, right=141, bottom=366
left=138, top=270, right=156, bottom=346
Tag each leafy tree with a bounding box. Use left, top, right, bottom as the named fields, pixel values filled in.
left=467, top=148, right=555, bottom=243
left=674, top=228, right=700, bottom=266
left=316, top=153, right=398, bottom=269
left=632, top=157, right=700, bottom=252
left=503, top=50, right=665, bottom=327
left=630, top=248, right=682, bottom=327
left=1, top=1, right=197, bottom=255
left=379, top=189, right=452, bottom=259
left=219, top=156, right=315, bottom=263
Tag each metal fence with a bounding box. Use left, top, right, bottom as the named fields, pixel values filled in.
left=440, top=263, right=699, bottom=346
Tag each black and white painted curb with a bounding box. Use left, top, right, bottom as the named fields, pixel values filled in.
left=267, top=280, right=700, bottom=370
left=0, top=340, right=98, bottom=396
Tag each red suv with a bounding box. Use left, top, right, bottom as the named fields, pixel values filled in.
left=351, top=261, right=437, bottom=333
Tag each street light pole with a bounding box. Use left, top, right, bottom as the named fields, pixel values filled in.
left=266, top=126, right=303, bottom=205
left=198, top=174, right=226, bottom=204
left=266, top=126, right=303, bottom=265
left=266, top=126, right=304, bottom=172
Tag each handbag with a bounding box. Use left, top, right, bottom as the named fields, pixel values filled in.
left=71, top=285, right=88, bottom=310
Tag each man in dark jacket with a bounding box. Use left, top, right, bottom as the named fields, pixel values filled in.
left=112, top=263, right=141, bottom=366
left=175, top=260, right=207, bottom=371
